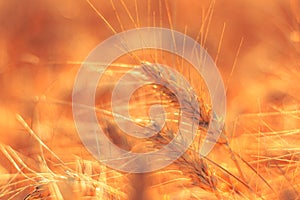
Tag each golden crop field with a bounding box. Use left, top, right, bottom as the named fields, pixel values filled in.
left=0, top=0, right=299, bottom=199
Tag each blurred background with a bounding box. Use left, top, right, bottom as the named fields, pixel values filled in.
left=0, top=0, right=299, bottom=199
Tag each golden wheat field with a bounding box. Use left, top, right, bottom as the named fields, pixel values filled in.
left=0, top=0, right=300, bottom=199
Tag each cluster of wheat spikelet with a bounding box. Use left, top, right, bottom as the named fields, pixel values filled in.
left=0, top=0, right=299, bottom=199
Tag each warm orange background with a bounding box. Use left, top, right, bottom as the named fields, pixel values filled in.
left=0, top=0, right=299, bottom=199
